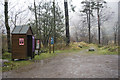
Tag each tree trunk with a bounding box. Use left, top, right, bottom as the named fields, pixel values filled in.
left=4, top=1, right=11, bottom=53
left=53, top=0, right=55, bottom=53
left=75, top=31, right=78, bottom=42
left=88, top=1, right=91, bottom=44
left=39, top=4, right=41, bottom=49
left=114, top=33, right=116, bottom=45
left=64, top=0, right=70, bottom=46
left=43, top=20, right=48, bottom=48
left=97, top=2, right=101, bottom=44
left=34, top=0, right=38, bottom=38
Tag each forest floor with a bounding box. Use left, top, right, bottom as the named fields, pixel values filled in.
left=2, top=45, right=118, bottom=78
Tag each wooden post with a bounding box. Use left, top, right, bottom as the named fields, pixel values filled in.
left=53, top=41, right=54, bottom=53
left=53, top=0, right=55, bottom=53
left=49, top=37, right=51, bottom=53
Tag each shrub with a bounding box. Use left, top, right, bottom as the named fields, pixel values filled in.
left=2, top=52, right=11, bottom=60
left=107, top=46, right=118, bottom=52
left=79, top=42, right=89, bottom=47
left=98, top=45, right=103, bottom=48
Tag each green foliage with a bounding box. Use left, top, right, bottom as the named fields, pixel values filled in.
left=28, top=1, right=65, bottom=47
left=78, top=42, right=90, bottom=47
left=2, top=52, right=11, bottom=60
left=98, top=48, right=117, bottom=55
left=101, top=45, right=118, bottom=52
left=81, top=0, right=94, bottom=16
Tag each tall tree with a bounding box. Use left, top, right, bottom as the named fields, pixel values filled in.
left=29, top=1, right=64, bottom=47
left=113, top=22, right=118, bottom=45
left=64, top=0, right=70, bottom=46
left=88, top=1, right=91, bottom=43
left=81, top=0, right=94, bottom=43
left=99, top=7, right=114, bottom=45
left=118, top=1, right=120, bottom=47
left=34, top=0, right=38, bottom=38
left=94, top=0, right=106, bottom=44
left=4, top=0, right=11, bottom=52
left=38, top=2, right=42, bottom=49
left=53, top=0, right=55, bottom=53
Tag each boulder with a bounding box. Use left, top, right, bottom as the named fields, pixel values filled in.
left=89, top=48, right=95, bottom=51
left=78, top=45, right=82, bottom=48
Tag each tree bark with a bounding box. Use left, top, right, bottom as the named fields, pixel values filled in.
left=39, top=4, right=41, bottom=49
left=53, top=0, right=55, bottom=53
left=34, top=0, right=38, bottom=38
left=4, top=1, right=11, bottom=53
left=64, top=0, right=70, bottom=46
left=88, top=1, right=91, bottom=44
left=97, top=2, right=101, bottom=44
left=114, top=33, right=116, bottom=45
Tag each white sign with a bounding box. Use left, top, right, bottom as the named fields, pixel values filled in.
left=36, top=40, right=40, bottom=49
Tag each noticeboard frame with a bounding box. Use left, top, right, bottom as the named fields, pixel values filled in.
left=35, top=39, right=40, bottom=50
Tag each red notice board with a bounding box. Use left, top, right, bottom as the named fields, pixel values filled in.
left=19, top=38, right=24, bottom=46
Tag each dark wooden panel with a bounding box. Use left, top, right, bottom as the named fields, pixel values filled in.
left=27, top=35, right=32, bottom=57
left=12, top=34, right=27, bottom=59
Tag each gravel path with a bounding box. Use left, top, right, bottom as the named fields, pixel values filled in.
left=2, top=49, right=118, bottom=78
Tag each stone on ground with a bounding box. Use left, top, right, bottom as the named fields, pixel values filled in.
left=89, top=48, right=95, bottom=51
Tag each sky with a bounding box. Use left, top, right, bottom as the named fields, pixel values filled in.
left=0, top=0, right=119, bottom=34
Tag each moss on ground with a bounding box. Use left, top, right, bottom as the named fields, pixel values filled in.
left=88, top=45, right=118, bottom=55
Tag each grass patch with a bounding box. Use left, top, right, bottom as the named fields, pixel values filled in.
left=56, top=47, right=88, bottom=54
left=33, top=42, right=89, bottom=60
left=2, top=60, right=32, bottom=72
left=33, top=53, right=57, bottom=60
left=88, top=45, right=118, bottom=55
left=2, top=52, right=32, bottom=72
left=55, top=42, right=89, bottom=54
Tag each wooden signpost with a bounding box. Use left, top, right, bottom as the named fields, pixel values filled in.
left=49, top=37, right=51, bottom=53
left=49, top=37, right=54, bottom=53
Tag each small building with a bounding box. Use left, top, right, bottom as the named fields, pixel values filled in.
left=11, top=25, right=35, bottom=60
